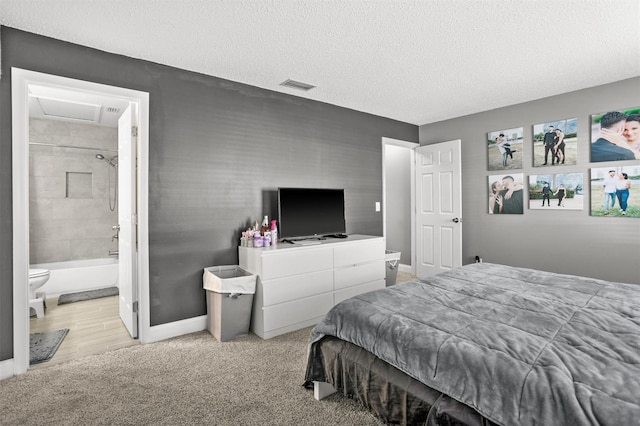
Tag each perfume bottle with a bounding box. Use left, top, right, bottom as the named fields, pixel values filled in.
left=270, top=220, right=278, bottom=245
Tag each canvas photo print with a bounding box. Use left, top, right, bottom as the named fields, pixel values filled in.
left=591, top=108, right=640, bottom=162
left=590, top=166, right=639, bottom=217
left=487, top=127, right=523, bottom=171
left=488, top=173, right=524, bottom=214
left=532, top=118, right=577, bottom=167
left=529, top=173, right=584, bottom=210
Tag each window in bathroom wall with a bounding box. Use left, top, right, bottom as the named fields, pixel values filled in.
left=66, top=172, right=93, bottom=198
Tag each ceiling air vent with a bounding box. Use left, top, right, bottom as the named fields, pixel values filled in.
left=280, top=79, right=316, bottom=91
left=105, top=107, right=121, bottom=113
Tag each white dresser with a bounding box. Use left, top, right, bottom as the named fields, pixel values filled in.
left=239, top=234, right=385, bottom=339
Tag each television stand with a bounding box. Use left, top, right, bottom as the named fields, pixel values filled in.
left=293, top=240, right=321, bottom=246
left=280, top=236, right=327, bottom=245
left=280, top=234, right=348, bottom=244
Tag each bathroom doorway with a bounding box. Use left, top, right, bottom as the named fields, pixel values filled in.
left=12, top=69, right=150, bottom=374
left=382, top=137, right=419, bottom=276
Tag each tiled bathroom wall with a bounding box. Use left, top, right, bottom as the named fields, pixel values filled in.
left=29, top=118, right=119, bottom=264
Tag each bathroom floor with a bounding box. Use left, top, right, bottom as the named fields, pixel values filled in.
left=29, top=295, right=139, bottom=370
left=396, top=271, right=416, bottom=284
left=28, top=272, right=416, bottom=370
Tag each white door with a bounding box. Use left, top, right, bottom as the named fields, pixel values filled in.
left=118, top=104, right=138, bottom=338
left=415, top=140, right=462, bottom=277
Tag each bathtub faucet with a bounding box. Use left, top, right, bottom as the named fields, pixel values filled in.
left=112, top=224, right=120, bottom=242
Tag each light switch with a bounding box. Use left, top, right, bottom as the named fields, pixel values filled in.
left=375, top=201, right=381, bottom=212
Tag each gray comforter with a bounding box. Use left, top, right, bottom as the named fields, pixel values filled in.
left=309, top=263, right=640, bottom=426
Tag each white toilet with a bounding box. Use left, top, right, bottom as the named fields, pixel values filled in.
left=29, top=269, right=50, bottom=318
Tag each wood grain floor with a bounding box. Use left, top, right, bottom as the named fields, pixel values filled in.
left=29, top=272, right=415, bottom=370
left=396, top=270, right=416, bottom=284
left=29, top=295, right=139, bottom=370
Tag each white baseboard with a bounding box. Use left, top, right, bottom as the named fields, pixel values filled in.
left=1, top=316, right=208, bottom=381
left=399, top=263, right=412, bottom=274
left=140, top=315, right=207, bottom=344
left=0, top=358, right=15, bottom=381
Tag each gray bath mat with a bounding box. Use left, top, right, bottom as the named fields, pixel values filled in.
left=58, top=286, right=119, bottom=305
left=30, top=329, right=69, bottom=365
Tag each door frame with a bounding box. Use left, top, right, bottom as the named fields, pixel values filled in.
left=382, top=137, right=419, bottom=276
left=11, top=68, right=150, bottom=375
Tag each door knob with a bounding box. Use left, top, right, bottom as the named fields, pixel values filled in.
left=452, top=218, right=463, bottom=223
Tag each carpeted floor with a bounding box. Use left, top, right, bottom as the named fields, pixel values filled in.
left=1, top=327, right=383, bottom=425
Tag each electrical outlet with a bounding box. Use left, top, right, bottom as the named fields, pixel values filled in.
left=375, top=202, right=381, bottom=212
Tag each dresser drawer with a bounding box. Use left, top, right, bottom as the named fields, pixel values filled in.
left=262, top=293, right=334, bottom=332
left=334, top=279, right=385, bottom=305
left=334, top=261, right=385, bottom=290
left=333, top=238, right=384, bottom=267
left=261, top=246, right=333, bottom=280
left=261, top=270, right=333, bottom=306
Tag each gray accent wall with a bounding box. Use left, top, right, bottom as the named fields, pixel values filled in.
left=0, top=27, right=418, bottom=360
left=419, top=76, right=640, bottom=285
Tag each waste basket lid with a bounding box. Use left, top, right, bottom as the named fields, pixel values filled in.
left=203, top=265, right=256, bottom=294
left=385, top=250, right=401, bottom=260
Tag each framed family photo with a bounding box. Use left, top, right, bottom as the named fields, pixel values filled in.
left=532, top=118, right=577, bottom=167
left=591, top=107, right=640, bottom=162
left=487, top=127, right=523, bottom=171
left=529, top=173, right=584, bottom=210
left=488, top=173, right=524, bottom=214
left=590, top=166, right=640, bottom=217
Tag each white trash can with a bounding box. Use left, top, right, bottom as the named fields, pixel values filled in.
left=203, top=265, right=256, bottom=342
left=385, top=250, right=401, bottom=286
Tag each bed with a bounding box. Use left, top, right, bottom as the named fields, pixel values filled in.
left=304, top=262, right=640, bottom=425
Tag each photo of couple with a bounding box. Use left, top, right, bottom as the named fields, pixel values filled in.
left=590, top=166, right=640, bottom=217
left=487, top=128, right=523, bottom=171
left=528, top=173, right=584, bottom=210
left=533, top=118, right=577, bottom=167
left=488, top=173, right=524, bottom=214
left=591, top=108, right=640, bottom=162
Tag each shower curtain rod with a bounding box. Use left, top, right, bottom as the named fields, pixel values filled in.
left=29, top=141, right=117, bottom=153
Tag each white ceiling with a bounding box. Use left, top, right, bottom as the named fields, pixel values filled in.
left=2, top=0, right=639, bottom=126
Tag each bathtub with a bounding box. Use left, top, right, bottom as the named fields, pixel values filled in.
left=31, top=257, right=119, bottom=297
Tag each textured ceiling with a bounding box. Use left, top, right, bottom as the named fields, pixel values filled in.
left=2, top=0, right=639, bottom=125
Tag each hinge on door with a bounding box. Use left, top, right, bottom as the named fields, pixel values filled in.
left=133, top=301, right=138, bottom=313
left=131, top=126, right=138, bottom=137
left=132, top=214, right=138, bottom=225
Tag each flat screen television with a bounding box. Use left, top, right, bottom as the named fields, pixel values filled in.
left=277, top=187, right=346, bottom=239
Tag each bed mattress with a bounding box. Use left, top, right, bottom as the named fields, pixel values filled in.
left=306, top=263, right=640, bottom=425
